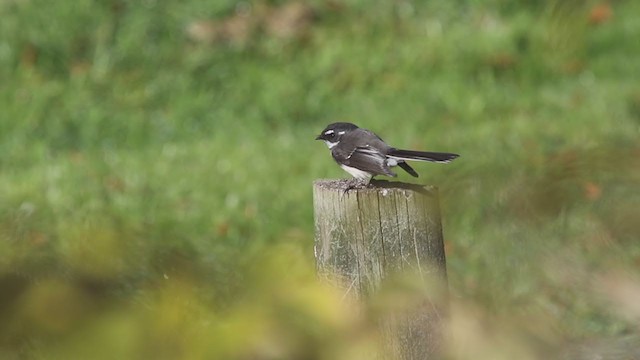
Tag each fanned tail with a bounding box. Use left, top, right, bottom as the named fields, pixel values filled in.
left=388, top=149, right=459, bottom=163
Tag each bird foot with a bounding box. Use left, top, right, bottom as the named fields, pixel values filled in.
left=341, top=179, right=372, bottom=194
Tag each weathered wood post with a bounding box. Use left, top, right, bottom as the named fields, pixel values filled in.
left=313, top=179, right=448, bottom=359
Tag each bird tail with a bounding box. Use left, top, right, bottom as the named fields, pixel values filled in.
left=397, top=162, right=419, bottom=177
left=388, top=149, right=459, bottom=163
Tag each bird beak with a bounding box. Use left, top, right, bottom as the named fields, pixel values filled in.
left=315, top=135, right=322, bottom=140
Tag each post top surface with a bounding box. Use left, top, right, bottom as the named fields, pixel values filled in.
left=313, top=179, right=438, bottom=195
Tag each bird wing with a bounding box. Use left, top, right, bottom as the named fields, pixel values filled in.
left=332, top=146, right=396, bottom=177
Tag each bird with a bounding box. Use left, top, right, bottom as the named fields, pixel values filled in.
left=316, top=122, right=459, bottom=184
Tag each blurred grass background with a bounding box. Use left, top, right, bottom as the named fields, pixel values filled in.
left=1, top=0, right=639, bottom=358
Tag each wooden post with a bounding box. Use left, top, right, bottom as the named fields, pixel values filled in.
left=313, top=179, right=448, bottom=359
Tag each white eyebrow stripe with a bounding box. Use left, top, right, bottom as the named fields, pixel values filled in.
left=324, top=129, right=334, bottom=135
left=338, top=131, right=346, bottom=135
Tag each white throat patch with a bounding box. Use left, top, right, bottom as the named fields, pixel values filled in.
left=324, top=140, right=338, bottom=149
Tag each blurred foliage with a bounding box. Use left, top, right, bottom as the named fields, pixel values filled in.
left=1, top=0, right=639, bottom=358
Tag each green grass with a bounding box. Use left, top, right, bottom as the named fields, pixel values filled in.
left=1, top=0, right=639, bottom=358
